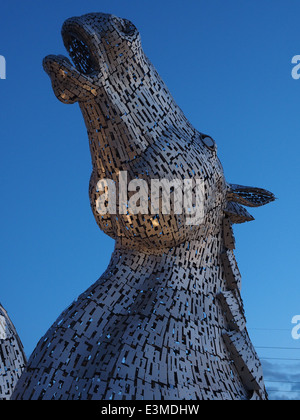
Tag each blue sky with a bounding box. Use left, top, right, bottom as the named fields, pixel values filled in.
left=0, top=0, right=299, bottom=400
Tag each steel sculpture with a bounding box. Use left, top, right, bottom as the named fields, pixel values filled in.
left=0, top=303, right=26, bottom=399
left=13, top=13, right=275, bottom=400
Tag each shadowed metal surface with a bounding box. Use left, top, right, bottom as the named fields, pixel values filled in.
left=0, top=304, right=26, bottom=399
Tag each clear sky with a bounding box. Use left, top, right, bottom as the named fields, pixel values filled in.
left=0, top=0, right=299, bottom=400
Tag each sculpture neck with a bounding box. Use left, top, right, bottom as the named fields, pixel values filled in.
left=100, top=219, right=226, bottom=295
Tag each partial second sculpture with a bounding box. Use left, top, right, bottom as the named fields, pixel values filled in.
left=0, top=304, right=26, bottom=399
left=13, top=13, right=275, bottom=400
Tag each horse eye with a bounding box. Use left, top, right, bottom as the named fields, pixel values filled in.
left=202, top=136, right=216, bottom=151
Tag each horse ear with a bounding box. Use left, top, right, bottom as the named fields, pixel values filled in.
left=227, top=184, right=276, bottom=208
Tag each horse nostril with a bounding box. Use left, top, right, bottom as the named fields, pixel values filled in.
left=113, top=17, right=136, bottom=37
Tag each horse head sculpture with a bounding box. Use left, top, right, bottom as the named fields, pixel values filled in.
left=13, top=13, right=274, bottom=400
